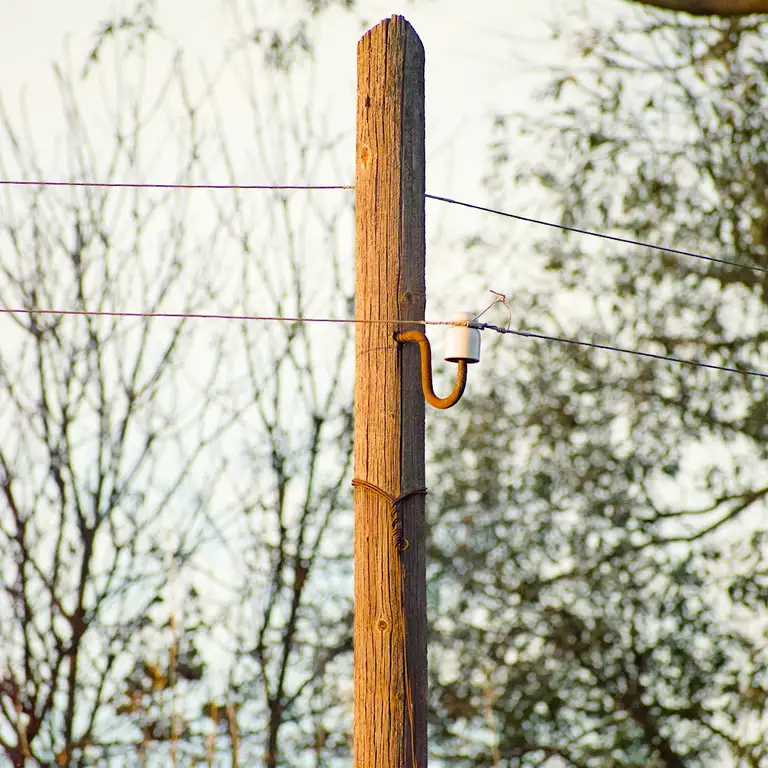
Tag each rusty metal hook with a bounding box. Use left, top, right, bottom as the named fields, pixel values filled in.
left=395, top=330, right=468, bottom=409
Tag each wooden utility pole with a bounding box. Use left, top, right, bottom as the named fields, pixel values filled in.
left=353, top=15, right=427, bottom=768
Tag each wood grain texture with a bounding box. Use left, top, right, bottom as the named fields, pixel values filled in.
left=354, top=15, right=426, bottom=768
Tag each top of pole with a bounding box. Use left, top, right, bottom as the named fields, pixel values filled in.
left=357, top=15, right=425, bottom=57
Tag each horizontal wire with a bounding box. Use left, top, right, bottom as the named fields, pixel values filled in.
left=0, top=180, right=354, bottom=190
left=2, top=180, right=763, bottom=276
left=426, top=193, right=768, bottom=277
left=1, top=184, right=764, bottom=378
left=0, top=307, right=452, bottom=326
left=476, top=321, right=768, bottom=380
left=1, top=306, right=764, bottom=380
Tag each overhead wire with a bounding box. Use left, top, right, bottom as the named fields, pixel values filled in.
left=475, top=321, right=768, bottom=380
left=0, top=308, right=453, bottom=326
left=425, top=193, right=768, bottom=277
left=3, top=179, right=763, bottom=277
left=1, top=179, right=766, bottom=378
left=0, top=306, right=766, bottom=380
left=0, top=180, right=354, bottom=191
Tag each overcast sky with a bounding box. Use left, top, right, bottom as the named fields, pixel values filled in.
left=0, top=0, right=629, bottom=635
left=0, top=0, right=625, bottom=199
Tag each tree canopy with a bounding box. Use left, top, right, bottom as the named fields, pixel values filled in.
left=424, top=6, right=768, bottom=765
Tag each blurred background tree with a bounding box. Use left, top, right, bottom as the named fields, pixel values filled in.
left=0, top=0, right=356, bottom=764
left=425, top=7, right=768, bottom=766
left=5, top=1, right=768, bottom=766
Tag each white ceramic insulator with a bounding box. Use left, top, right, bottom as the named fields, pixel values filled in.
left=444, top=311, right=481, bottom=364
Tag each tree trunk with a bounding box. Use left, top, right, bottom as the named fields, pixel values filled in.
left=626, top=0, right=768, bottom=15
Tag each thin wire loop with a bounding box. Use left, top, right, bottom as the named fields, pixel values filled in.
left=472, top=289, right=512, bottom=330
left=351, top=479, right=427, bottom=553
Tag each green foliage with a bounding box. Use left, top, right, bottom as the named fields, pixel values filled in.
left=427, top=10, right=768, bottom=767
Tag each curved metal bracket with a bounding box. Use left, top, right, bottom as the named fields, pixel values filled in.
left=395, top=330, right=468, bottom=409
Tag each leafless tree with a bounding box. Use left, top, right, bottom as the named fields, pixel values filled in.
left=0, top=2, right=357, bottom=765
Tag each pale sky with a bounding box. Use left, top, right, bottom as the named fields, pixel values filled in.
left=0, top=0, right=628, bottom=644
left=0, top=0, right=627, bottom=347
left=6, top=3, right=762, bottom=767
left=0, top=1, right=646, bottom=334
left=0, top=2, right=634, bottom=761
left=0, top=0, right=622, bottom=224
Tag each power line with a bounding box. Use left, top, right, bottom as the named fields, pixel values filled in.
left=426, top=193, right=768, bottom=277
left=476, top=321, right=768, bottom=380
left=3, top=179, right=765, bottom=277
left=0, top=307, right=452, bottom=326
left=1, top=306, right=765, bottom=380
left=0, top=180, right=354, bottom=191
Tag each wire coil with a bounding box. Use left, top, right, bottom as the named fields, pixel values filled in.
left=351, top=479, right=427, bottom=553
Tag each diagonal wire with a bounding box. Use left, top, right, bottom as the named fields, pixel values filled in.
left=426, top=193, right=768, bottom=277
left=4, top=179, right=766, bottom=276
left=3, top=179, right=766, bottom=276
left=475, top=321, right=768, bottom=380
left=1, top=306, right=766, bottom=380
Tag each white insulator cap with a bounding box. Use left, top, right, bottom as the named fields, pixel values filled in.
left=445, top=311, right=481, bottom=364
